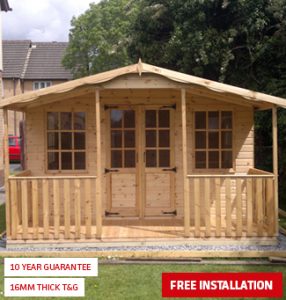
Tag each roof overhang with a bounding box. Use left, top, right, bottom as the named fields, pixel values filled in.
left=1, top=60, right=286, bottom=111
left=0, top=0, right=12, bottom=11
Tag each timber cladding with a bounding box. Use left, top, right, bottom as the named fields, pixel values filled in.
left=25, top=89, right=254, bottom=223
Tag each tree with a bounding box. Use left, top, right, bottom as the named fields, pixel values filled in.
left=63, top=0, right=139, bottom=78
left=129, top=0, right=286, bottom=92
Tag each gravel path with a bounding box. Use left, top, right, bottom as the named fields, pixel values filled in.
left=1, top=234, right=286, bottom=253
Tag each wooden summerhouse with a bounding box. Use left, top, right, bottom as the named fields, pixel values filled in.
left=1, top=61, right=285, bottom=248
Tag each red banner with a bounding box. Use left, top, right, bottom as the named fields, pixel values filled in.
left=162, top=272, right=283, bottom=298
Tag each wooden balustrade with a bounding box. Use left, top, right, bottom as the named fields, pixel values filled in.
left=8, top=175, right=97, bottom=240
left=187, top=173, right=276, bottom=238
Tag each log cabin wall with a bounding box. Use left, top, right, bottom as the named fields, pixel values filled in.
left=25, top=89, right=254, bottom=222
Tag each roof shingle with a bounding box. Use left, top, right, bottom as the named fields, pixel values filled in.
left=24, top=42, right=73, bottom=80
left=3, top=40, right=31, bottom=78
left=3, top=40, right=73, bottom=80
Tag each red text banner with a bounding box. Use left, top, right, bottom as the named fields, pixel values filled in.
left=162, top=272, right=283, bottom=298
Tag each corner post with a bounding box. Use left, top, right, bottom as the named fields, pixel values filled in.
left=181, top=89, right=190, bottom=237
left=272, top=106, right=278, bottom=235
left=3, top=108, right=11, bottom=238
left=95, top=89, right=102, bottom=238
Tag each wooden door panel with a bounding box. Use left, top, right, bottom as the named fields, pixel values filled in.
left=110, top=173, right=136, bottom=212
left=145, top=173, right=171, bottom=208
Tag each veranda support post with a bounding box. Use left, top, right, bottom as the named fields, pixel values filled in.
left=272, top=106, right=278, bottom=236
left=3, top=108, right=10, bottom=238
left=95, top=89, right=102, bottom=238
left=181, top=89, right=190, bottom=237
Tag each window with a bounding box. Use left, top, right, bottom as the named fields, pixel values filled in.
left=33, top=81, right=52, bottom=90
left=47, top=112, right=86, bottom=171
left=194, top=111, right=233, bottom=169
left=145, top=109, right=171, bottom=168
left=110, top=109, right=136, bottom=168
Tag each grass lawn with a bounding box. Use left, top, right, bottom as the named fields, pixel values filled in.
left=0, top=204, right=5, bottom=234
left=280, top=216, right=286, bottom=230
left=0, top=263, right=285, bottom=299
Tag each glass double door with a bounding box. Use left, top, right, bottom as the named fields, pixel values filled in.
left=106, top=105, right=175, bottom=217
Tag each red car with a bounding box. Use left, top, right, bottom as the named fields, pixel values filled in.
left=9, top=136, right=21, bottom=162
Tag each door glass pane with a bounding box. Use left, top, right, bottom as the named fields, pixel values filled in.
left=159, top=150, right=170, bottom=167
left=74, top=112, right=86, bottom=130
left=208, top=132, right=219, bottom=149
left=60, top=112, right=72, bottom=130
left=159, top=110, right=170, bottom=127
left=111, top=150, right=122, bottom=168
left=221, top=131, right=232, bottom=148
left=195, top=132, right=206, bottom=149
left=195, top=112, right=206, bottom=129
left=111, top=110, right=123, bottom=128
left=222, top=151, right=232, bottom=168
left=47, top=132, right=59, bottom=150
left=61, top=152, right=72, bottom=170
left=124, top=110, right=135, bottom=128
left=61, top=132, right=72, bottom=149
left=74, top=132, right=85, bottom=149
left=124, top=150, right=135, bottom=168
left=221, top=111, right=232, bottom=129
left=146, top=130, right=156, bottom=147
left=111, top=131, right=122, bottom=148
left=124, top=130, right=135, bottom=148
left=145, top=110, right=156, bottom=128
left=48, top=152, right=59, bottom=170
left=195, top=151, right=206, bottom=168
left=159, top=130, right=170, bottom=147
left=146, top=150, right=157, bottom=167
left=74, top=152, right=86, bottom=169
left=47, top=112, right=58, bottom=130
left=209, top=151, right=219, bottom=168
left=208, top=111, right=219, bottom=129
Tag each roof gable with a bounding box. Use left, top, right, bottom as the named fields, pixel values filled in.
left=1, top=60, right=286, bottom=110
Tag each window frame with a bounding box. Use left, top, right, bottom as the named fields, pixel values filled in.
left=45, top=110, right=88, bottom=174
left=192, top=109, right=235, bottom=173
left=33, top=81, right=52, bottom=90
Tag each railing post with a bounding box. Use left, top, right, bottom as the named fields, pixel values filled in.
left=272, top=106, right=278, bottom=236
left=3, top=109, right=11, bottom=238
left=95, top=89, right=102, bottom=238
left=181, top=88, right=190, bottom=237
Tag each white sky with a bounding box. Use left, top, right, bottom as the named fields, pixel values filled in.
left=2, top=0, right=99, bottom=42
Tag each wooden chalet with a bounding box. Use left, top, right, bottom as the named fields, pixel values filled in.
left=1, top=60, right=285, bottom=248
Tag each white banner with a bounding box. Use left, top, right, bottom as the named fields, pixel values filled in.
left=4, top=258, right=98, bottom=277
left=4, top=278, right=85, bottom=297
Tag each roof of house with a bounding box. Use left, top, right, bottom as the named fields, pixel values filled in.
left=1, top=60, right=286, bottom=110
left=0, top=0, right=11, bottom=11
left=24, top=42, right=73, bottom=80
left=3, top=40, right=31, bottom=78
left=2, top=40, right=73, bottom=80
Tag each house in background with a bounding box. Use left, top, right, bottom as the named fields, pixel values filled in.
left=2, top=40, right=73, bottom=136
left=0, top=0, right=11, bottom=184
left=0, top=61, right=283, bottom=248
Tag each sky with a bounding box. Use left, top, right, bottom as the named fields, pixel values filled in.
left=2, top=0, right=100, bottom=42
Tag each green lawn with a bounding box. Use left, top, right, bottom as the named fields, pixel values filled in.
left=280, top=216, right=286, bottom=230
left=0, top=263, right=285, bottom=299
left=0, top=204, right=5, bottom=234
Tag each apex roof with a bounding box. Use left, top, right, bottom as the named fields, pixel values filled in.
left=1, top=60, right=286, bottom=110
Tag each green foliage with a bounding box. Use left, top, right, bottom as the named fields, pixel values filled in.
left=62, top=0, right=139, bottom=78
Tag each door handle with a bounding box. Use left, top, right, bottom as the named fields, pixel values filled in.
left=162, top=167, right=177, bottom=172
left=105, top=168, right=119, bottom=174
left=162, top=210, right=177, bottom=216
left=105, top=211, right=120, bottom=216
